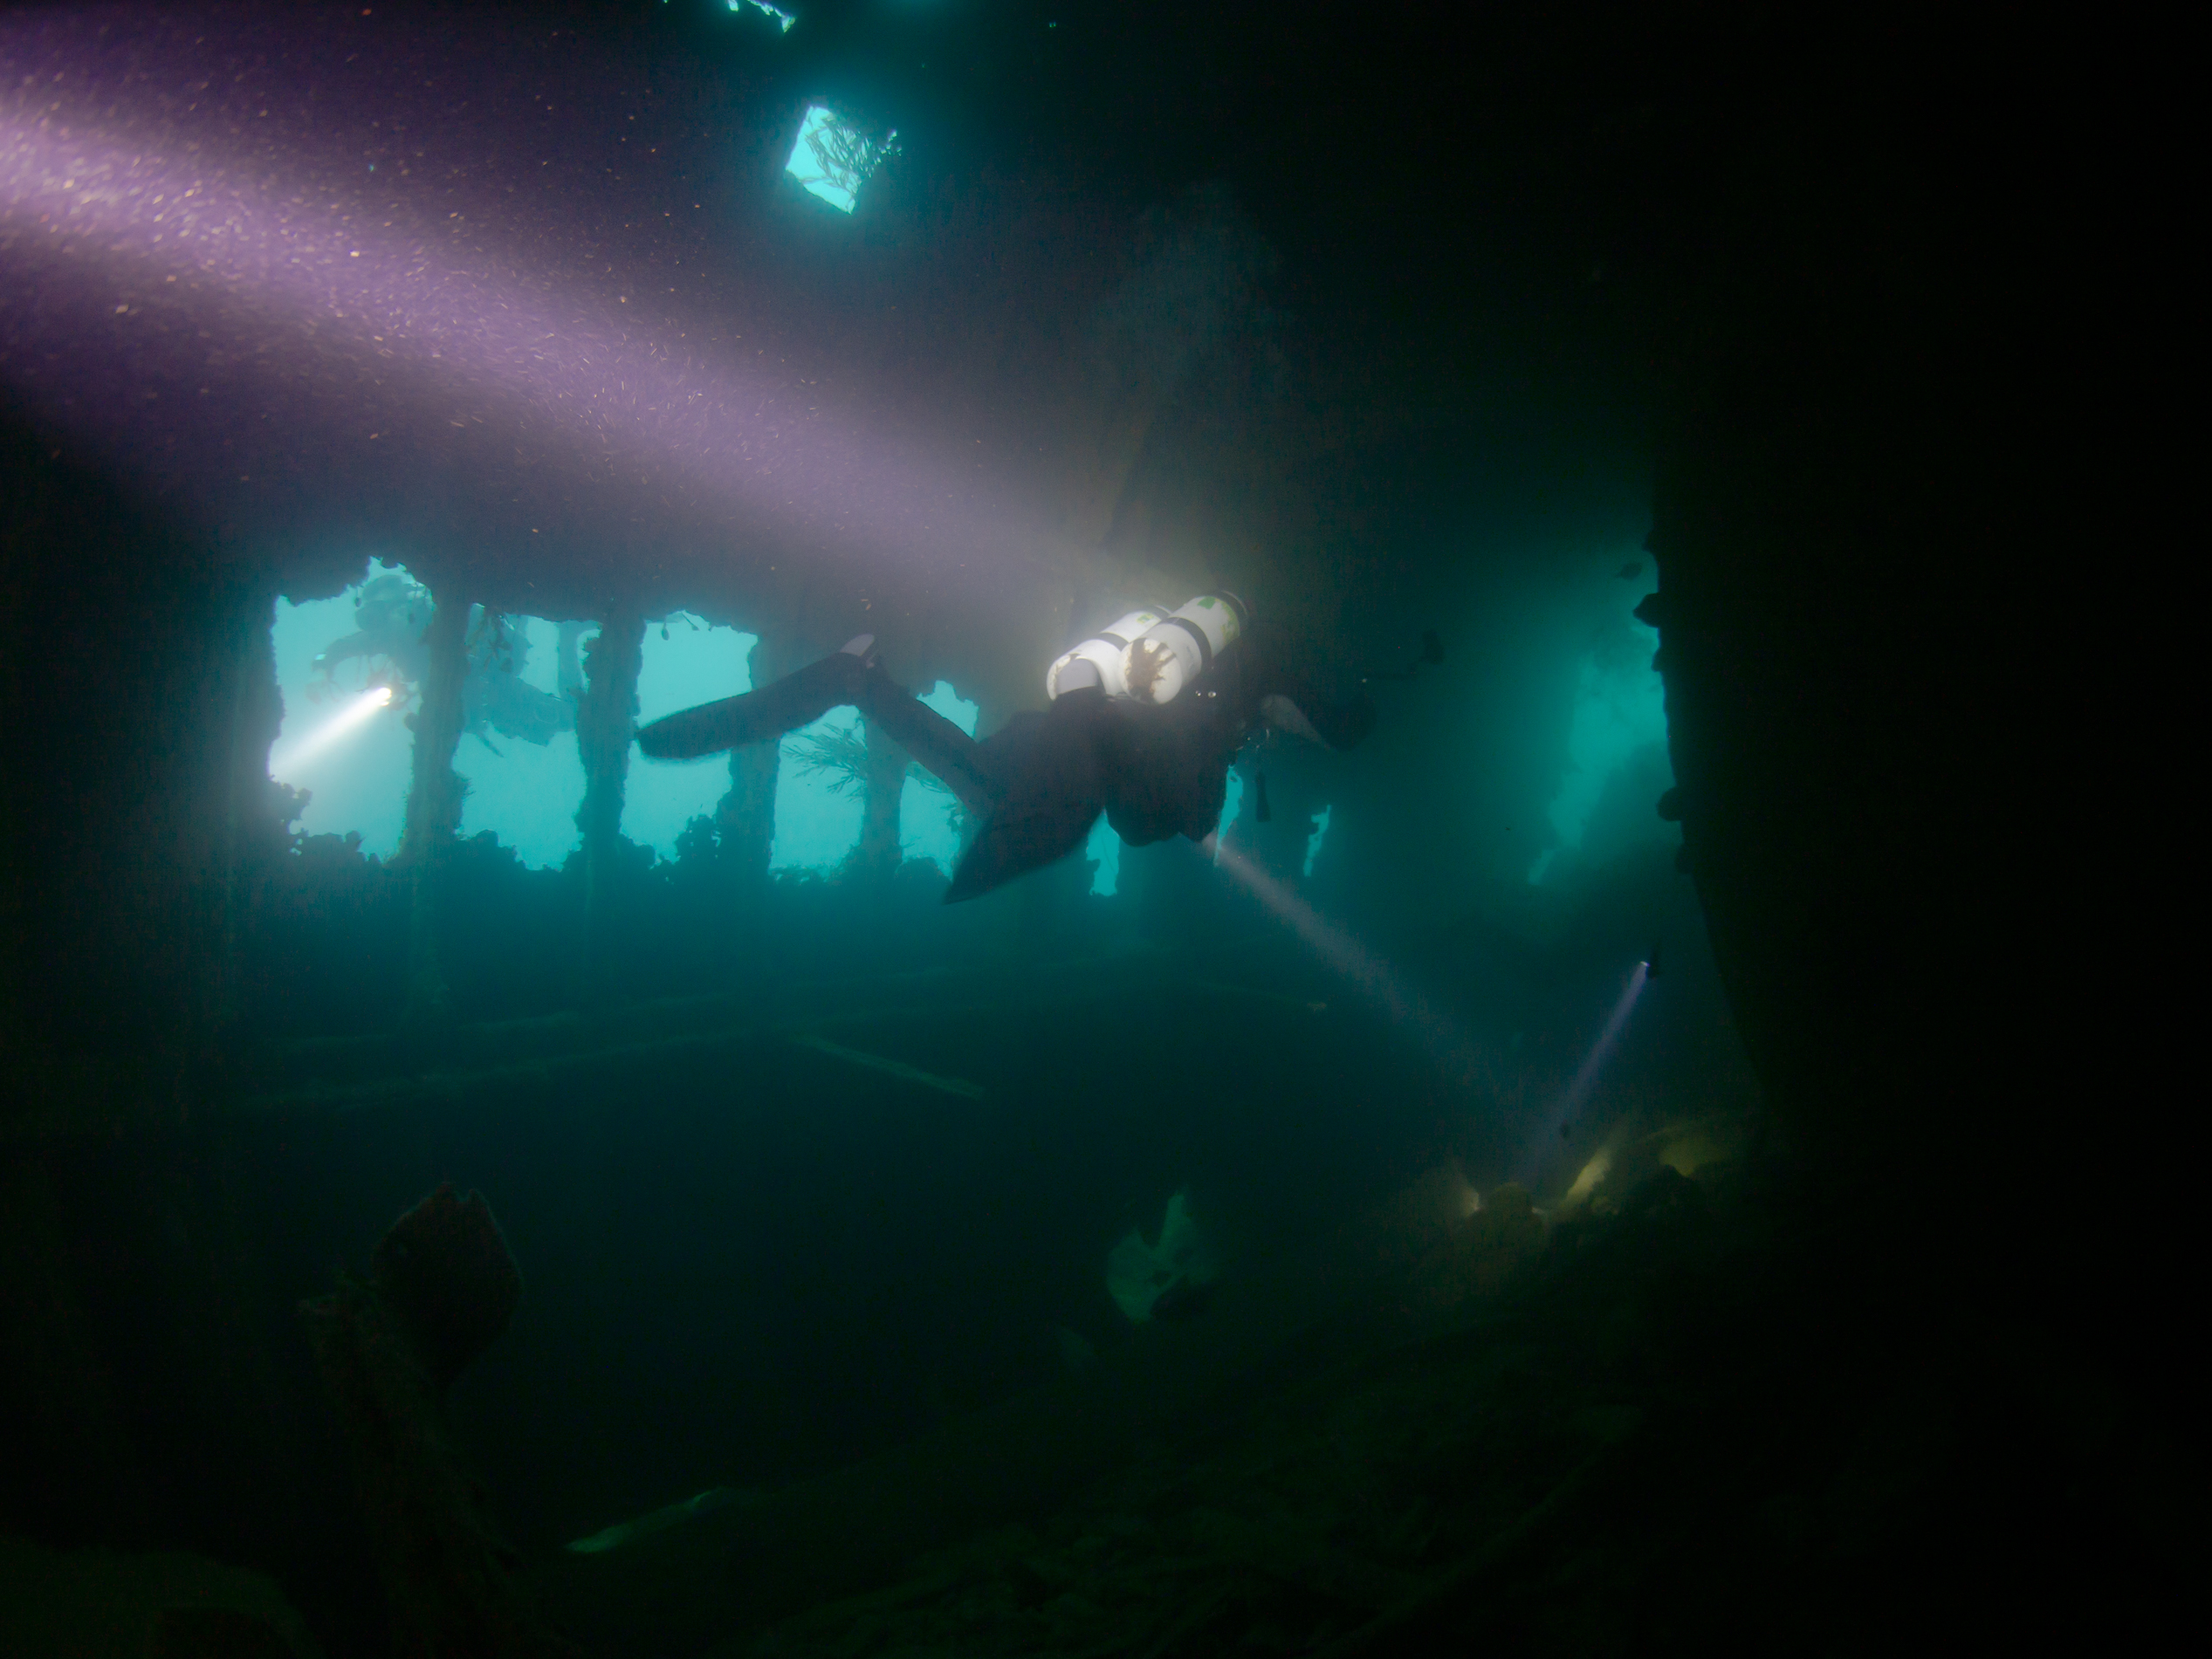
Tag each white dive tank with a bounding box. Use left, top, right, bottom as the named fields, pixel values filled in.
left=1121, top=592, right=1248, bottom=705
left=1046, top=608, right=1163, bottom=700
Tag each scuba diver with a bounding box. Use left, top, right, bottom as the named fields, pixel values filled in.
left=635, top=593, right=1383, bottom=901
left=306, top=572, right=434, bottom=702
left=308, top=572, right=574, bottom=751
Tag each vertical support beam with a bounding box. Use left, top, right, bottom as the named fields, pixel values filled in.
left=400, top=591, right=469, bottom=1022
left=714, top=634, right=782, bottom=890
left=718, top=744, right=780, bottom=887
left=852, top=713, right=908, bottom=882
left=574, top=605, right=644, bottom=997
left=717, top=744, right=780, bottom=889
left=209, top=586, right=285, bottom=1042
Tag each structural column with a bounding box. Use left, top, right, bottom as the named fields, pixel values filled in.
left=398, top=589, right=469, bottom=1022
left=574, top=605, right=644, bottom=998
left=210, top=586, right=286, bottom=1041
left=852, top=712, right=909, bottom=881
left=714, top=633, right=782, bottom=888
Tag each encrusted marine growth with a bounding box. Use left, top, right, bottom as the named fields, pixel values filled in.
left=303, top=1186, right=570, bottom=1656
left=368, top=1183, right=524, bottom=1395
left=1123, top=636, right=1175, bottom=703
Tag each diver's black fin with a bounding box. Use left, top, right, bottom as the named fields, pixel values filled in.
left=1254, top=771, right=1272, bottom=823
left=635, top=693, right=759, bottom=759
left=635, top=648, right=864, bottom=759
left=944, top=699, right=1105, bottom=902
left=946, top=796, right=1103, bottom=903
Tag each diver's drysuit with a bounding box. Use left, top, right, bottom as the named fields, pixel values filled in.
left=635, top=597, right=1372, bottom=901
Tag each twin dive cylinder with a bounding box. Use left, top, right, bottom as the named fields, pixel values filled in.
left=1044, top=607, right=1161, bottom=701
left=1045, top=593, right=1248, bottom=706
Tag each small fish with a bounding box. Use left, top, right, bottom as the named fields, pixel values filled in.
left=1614, top=560, right=1643, bottom=581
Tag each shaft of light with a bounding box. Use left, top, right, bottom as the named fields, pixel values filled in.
left=271, top=684, right=390, bottom=777
left=1521, top=961, right=1648, bottom=1182
left=1563, top=962, right=1647, bottom=1120
left=1209, top=840, right=1491, bottom=1090
left=0, top=93, right=1054, bottom=587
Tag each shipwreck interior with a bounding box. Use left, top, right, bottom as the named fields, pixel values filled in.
left=0, top=2, right=2174, bottom=1655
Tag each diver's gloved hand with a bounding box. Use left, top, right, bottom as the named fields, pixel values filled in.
left=945, top=688, right=1108, bottom=902
left=636, top=636, right=871, bottom=760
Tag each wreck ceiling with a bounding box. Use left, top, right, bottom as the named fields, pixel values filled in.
left=0, top=0, right=1673, bottom=706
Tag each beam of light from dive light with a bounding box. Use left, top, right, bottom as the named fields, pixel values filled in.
left=1520, top=961, right=1649, bottom=1183
left=1207, top=839, right=1491, bottom=1089
left=271, top=684, right=391, bottom=777
left=1562, top=961, right=1647, bottom=1121
left=0, top=90, right=1055, bottom=585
